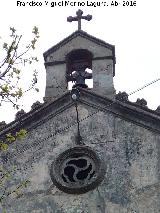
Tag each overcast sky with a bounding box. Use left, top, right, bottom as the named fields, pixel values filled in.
left=0, top=0, right=160, bottom=123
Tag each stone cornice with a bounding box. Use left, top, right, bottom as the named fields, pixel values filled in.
left=79, top=89, right=160, bottom=134
left=0, top=92, right=72, bottom=138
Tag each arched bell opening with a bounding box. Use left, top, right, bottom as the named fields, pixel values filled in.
left=66, top=49, right=93, bottom=90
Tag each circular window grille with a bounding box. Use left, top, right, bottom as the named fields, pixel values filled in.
left=50, top=146, right=106, bottom=194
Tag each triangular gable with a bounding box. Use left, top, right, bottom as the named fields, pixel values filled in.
left=43, top=30, right=115, bottom=62
left=1, top=88, right=160, bottom=142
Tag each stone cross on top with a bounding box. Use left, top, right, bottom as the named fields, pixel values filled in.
left=67, top=9, right=92, bottom=31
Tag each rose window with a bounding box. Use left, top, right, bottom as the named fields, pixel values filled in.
left=50, top=146, right=106, bottom=194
